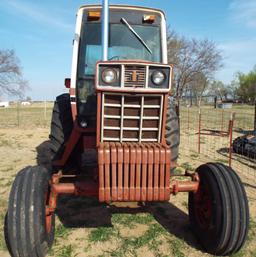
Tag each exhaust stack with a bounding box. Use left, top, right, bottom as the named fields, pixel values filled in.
left=101, top=0, right=109, bottom=61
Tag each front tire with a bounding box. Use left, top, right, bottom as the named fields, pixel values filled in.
left=5, top=166, right=55, bottom=257
left=189, top=163, right=249, bottom=255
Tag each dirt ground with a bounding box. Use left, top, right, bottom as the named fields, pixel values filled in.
left=0, top=127, right=255, bottom=257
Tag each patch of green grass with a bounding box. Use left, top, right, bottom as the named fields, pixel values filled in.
left=0, top=212, right=7, bottom=251
left=89, top=226, right=116, bottom=242
left=110, top=223, right=166, bottom=256
left=173, top=167, right=183, bottom=175
left=55, top=224, right=71, bottom=240
left=190, top=153, right=199, bottom=159
left=216, top=158, right=229, bottom=164
left=180, top=162, right=194, bottom=171
left=112, top=213, right=154, bottom=228
left=130, top=223, right=166, bottom=248
left=169, top=238, right=186, bottom=257
left=230, top=249, right=245, bottom=257
left=250, top=250, right=256, bottom=257
left=56, top=244, right=74, bottom=257
left=248, top=218, right=256, bottom=242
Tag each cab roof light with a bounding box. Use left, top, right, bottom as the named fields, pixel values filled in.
left=87, top=11, right=101, bottom=21
left=143, top=14, right=156, bottom=23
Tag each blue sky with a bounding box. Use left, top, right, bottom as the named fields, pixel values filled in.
left=0, top=0, right=256, bottom=100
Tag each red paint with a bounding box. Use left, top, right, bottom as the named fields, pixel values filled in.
left=193, top=183, right=212, bottom=229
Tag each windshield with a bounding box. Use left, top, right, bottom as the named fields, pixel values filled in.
left=78, top=23, right=161, bottom=77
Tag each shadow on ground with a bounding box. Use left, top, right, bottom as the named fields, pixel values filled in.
left=56, top=195, right=202, bottom=251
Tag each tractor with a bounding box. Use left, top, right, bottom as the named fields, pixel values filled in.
left=5, top=1, right=249, bottom=256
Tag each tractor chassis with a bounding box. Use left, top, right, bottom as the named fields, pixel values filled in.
left=46, top=166, right=199, bottom=217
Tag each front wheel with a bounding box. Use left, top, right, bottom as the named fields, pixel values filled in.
left=5, top=166, right=55, bottom=257
left=189, top=163, right=249, bottom=256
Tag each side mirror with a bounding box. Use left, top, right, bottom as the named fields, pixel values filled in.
left=64, top=78, right=71, bottom=88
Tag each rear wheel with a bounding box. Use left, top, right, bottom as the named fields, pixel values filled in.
left=49, top=94, right=73, bottom=152
left=38, top=94, right=73, bottom=172
left=189, top=163, right=249, bottom=255
left=5, top=166, right=55, bottom=257
left=165, top=99, right=180, bottom=168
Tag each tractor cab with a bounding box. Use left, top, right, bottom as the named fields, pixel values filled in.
left=69, top=5, right=168, bottom=127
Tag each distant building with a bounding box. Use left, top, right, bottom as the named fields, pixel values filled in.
left=0, top=101, right=9, bottom=108
left=21, top=101, right=31, bottom=106
left=217, top=100, right=233, bottom=109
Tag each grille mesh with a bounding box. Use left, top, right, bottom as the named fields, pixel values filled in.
left=102, top=94, right=163, bottom=142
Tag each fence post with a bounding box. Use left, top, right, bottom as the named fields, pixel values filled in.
left=254, top=99, right=256, bottom=131
left=228, top=112, right=235, bottom=167
left=44, top=100, right=47, bottom=121
left=198, top=109, right=201, bottom=154
left=187, top=106, right=190, bottom=130
left=221, top=108, right=224, bottom=132
left=17, top=101, right=20, bottom=127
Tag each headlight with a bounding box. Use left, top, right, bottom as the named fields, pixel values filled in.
left=151, top=70, right=165, bottom=85
left=102, top=68, right=117, bottom=84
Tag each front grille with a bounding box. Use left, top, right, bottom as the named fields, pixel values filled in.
left=124, top=66, right=146, bottom=87
left=101, top=93, right=163, bottom=142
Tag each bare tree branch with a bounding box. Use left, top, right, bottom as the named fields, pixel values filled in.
left=0, top=49, right=29, bottom=98
left=167, top=30, right=223, bottom=100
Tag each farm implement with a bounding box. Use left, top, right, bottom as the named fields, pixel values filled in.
left=5, top=1, right=249, bottom=256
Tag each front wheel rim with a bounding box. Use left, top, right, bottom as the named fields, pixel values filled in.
left=194, top=184, right=212, bottom=230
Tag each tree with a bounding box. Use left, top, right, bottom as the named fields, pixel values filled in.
left=0, top=49, right=28, bottom=97
left=209, top=80, right=229, bottom=100
left=26, top=96, right=32, bottom=102
left=236, top=67, right=256, bottom=103
left=167, top=31, right=223, bottom=102
left=226, top=79, right=239, bottom=100
left=190, top=72, right=209, bottom=106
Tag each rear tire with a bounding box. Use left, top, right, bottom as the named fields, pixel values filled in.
left=165, top=99, right=180, bottom=167
left=5, top=166, right=55, bottom=257
left=38, top=94, right=73, bottom=172
left=49, top=93, right=73, bottom=157
left=189, top=163, right=249, bottom=255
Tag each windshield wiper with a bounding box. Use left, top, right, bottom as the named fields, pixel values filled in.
left=120, top=17, right=152, bottom=54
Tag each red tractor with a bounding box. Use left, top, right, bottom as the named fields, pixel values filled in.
left=5, top=1, right=249, bottom=256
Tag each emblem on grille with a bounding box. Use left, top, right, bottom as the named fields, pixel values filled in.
left=124, top=66, right=146, bottom=87
left=130, top=70, right=140, bottom=82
